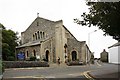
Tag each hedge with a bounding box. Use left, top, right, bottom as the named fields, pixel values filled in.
left=66, top=61, right=84, bottom=66
left=3, top=61, right=49, bottom=68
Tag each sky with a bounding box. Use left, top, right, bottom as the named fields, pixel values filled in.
left=0, top=0, right=117, bottom=58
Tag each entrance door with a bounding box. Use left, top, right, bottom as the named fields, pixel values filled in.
left=46, top=50, right=49, bottom=62
left=72, top=51, right=77, bottom=61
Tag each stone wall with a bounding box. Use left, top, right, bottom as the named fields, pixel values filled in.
left=55, top=20, right=70, bottom=63
left=67, top=38, right=82, bottom=61
left=16, top=45, right=40, bottom=60
left=40, top=37, right=55, bottom=62
left=21, top=17, right=56, bottom=44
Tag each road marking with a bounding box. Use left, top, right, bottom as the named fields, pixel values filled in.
left=5, top=67, right=46, bottom=70
left=68, top=73, right=83, bottom=77
left=45, top=76, right=56, bottom=78
left=83, top=71, right=95, bottom=80
left=11, top=76, right=44, bottom=78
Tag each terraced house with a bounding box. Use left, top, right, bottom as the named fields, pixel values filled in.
left=16, top=15, right=92, bottom=64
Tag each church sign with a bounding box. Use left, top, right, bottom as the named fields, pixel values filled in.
left=17, top=52, right=25, bottom=60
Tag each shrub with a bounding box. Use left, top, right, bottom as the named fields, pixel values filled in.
left=0, top=60, right=2, bottom=74
left=67, top=61, right=84, bottom=66
left=3, top=61, right=49, bottom=68
left=7, top=56, right=15, bottom=61
left=29, top=56, right=36, bottom=61
left=0, top=60, right=4, bottom=74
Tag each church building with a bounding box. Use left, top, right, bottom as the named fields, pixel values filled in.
left=16, top=15, right=92, bottom=64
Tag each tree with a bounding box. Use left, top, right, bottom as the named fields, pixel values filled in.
left=0, top=23, right=18, bottom=60
left=74, top=2, right=120, bottom=41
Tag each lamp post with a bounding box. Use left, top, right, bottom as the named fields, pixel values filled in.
left=88, top=30, right=97, bottom=48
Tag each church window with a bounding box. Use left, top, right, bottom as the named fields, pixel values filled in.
left=33, top=50, right=36, bottom=57
left=71, top=51, right=77, bottom=61
left=40, top=32, right=42, bottom=39
left=37, top=31, right=40, bottom=39
left=26, top=51, right=29, bottom=57
left=33, top=34, right=35, bottom=41
left=35, top=33, right=37, bottom=40
left=43, top=32, right=45, bottom=39
left=37, top=21, right=39, bottom=26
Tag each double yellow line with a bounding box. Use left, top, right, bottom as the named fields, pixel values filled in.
left=83, top=71, right=95, bottom=80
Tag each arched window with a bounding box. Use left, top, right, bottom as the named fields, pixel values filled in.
left=43, top=32, right=45, bottom=39
left=37, top=21, right=39, bottom=26
left=37, top=31, right=40, bottom=39
left=26, top=51, right=29, bottom=57
left=33, top=50, right=36, bottom=57
left=40, top=32, right=42, bottom=39
left=71, top=51, right=77, bottom=61
left=35, top=33, right=37, bottom=40
left=45, top=50, right=49, bottom=62
left=33, top=34, right=35, bottom=41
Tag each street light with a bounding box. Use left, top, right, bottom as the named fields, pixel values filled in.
left=88, top=30, right=97, bottom=48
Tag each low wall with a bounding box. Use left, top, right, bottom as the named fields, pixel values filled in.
left=3, top=61, right=49, bottom=68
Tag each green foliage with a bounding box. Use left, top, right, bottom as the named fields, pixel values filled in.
left=0, top=23, right=5, bottom=29
left=29, top=56, right=36, bottom=61
left=0, top=60, right=2, bottom=74
left=1, top=23, right=18, bottom=61
left=74, top=2, right=120, bottom=41
left=7, top=56, right=15, bottom=61
left=0, top=60, right=4, bottom=74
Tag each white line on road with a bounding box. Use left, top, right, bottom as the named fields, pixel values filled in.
left=11, top=76, right=44, bottom=78
left=45, top=76, right=56, bottom=78
left=68, top=73, right=83, bottom=76
left=5, top=67, right=46, bottom=70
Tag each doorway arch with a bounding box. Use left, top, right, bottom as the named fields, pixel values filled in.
left=45, top=50, right=49, bottom=62
left=71, top=51, right=77, bottom=61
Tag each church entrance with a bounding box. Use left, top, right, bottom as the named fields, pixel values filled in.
left=45, top=50, right=49, bottom=62
left=71, top=51, right=77, bottom=61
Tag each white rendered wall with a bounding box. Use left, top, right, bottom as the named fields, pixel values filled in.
left=109, top=46, right=119, bottom=64
left=118, top=46, right=120, bottom=64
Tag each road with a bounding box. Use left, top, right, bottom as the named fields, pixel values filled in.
left=2, top=61, right=119, bottom=80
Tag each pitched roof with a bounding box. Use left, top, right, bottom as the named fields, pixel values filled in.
left=108, top=42, right=120, bottom=48
left=22, top=17, right=55, bottom=33
left=62, top=25, right=78, bottom=41
left=16, top=40, right=40, bottom=48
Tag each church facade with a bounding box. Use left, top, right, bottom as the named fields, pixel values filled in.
left=16, top=16, right=92, bottom=64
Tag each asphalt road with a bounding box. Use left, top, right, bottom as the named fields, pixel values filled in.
left=2, top=61, right=119, bottom=80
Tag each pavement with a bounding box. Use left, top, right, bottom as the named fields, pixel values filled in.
left=49, top=63, right=67, bottom=67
